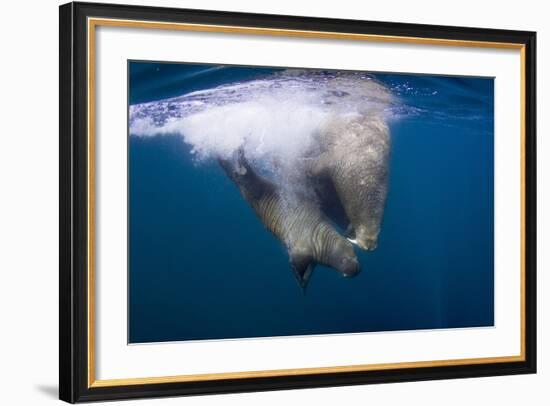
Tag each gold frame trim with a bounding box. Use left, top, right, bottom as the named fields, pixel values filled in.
left=87, top=17, right=527, bottom=388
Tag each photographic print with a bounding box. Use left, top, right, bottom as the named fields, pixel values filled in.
left=128, top=62, right=494, bottom=344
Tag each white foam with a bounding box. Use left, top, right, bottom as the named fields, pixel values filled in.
left=129, top=70, right=393, bottom=169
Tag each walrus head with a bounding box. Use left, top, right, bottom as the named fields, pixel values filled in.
left=338, top=256, right=361, bottom=278
left=290, top=237, right=360, bottom=291
left=328, top=239, right=361, bottom=278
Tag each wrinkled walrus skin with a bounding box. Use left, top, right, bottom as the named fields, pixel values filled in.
left=310, top=114, right=390, bottom=251
left=219, top=150, right=360, bottom=289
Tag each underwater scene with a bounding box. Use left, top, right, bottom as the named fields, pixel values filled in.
left=128, top=61, right=494, bottom=344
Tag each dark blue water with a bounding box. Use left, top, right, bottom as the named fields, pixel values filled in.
left=128, top=61, right=494, bottom=343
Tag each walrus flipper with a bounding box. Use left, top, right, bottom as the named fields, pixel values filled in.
left=290, top=251, right=316, bottom=290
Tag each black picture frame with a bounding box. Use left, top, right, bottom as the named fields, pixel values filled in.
left=60, top=1, right=537, bottom=403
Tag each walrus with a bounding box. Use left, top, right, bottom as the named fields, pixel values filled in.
left=219, top=149, right=360, bottom=289
left=309, top=113, right=390, bottom=251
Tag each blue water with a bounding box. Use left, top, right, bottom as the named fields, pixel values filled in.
left=128, top=61, right=494, bottom=343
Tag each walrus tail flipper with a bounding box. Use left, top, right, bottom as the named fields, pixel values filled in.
left=290, top=252, right=316, bottom=291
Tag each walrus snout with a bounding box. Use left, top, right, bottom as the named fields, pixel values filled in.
left=354, top=227, right=379, bottom=251
left=339, top=257, right=361, bottom=278
left=357, top=237, right=378, bottom=251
